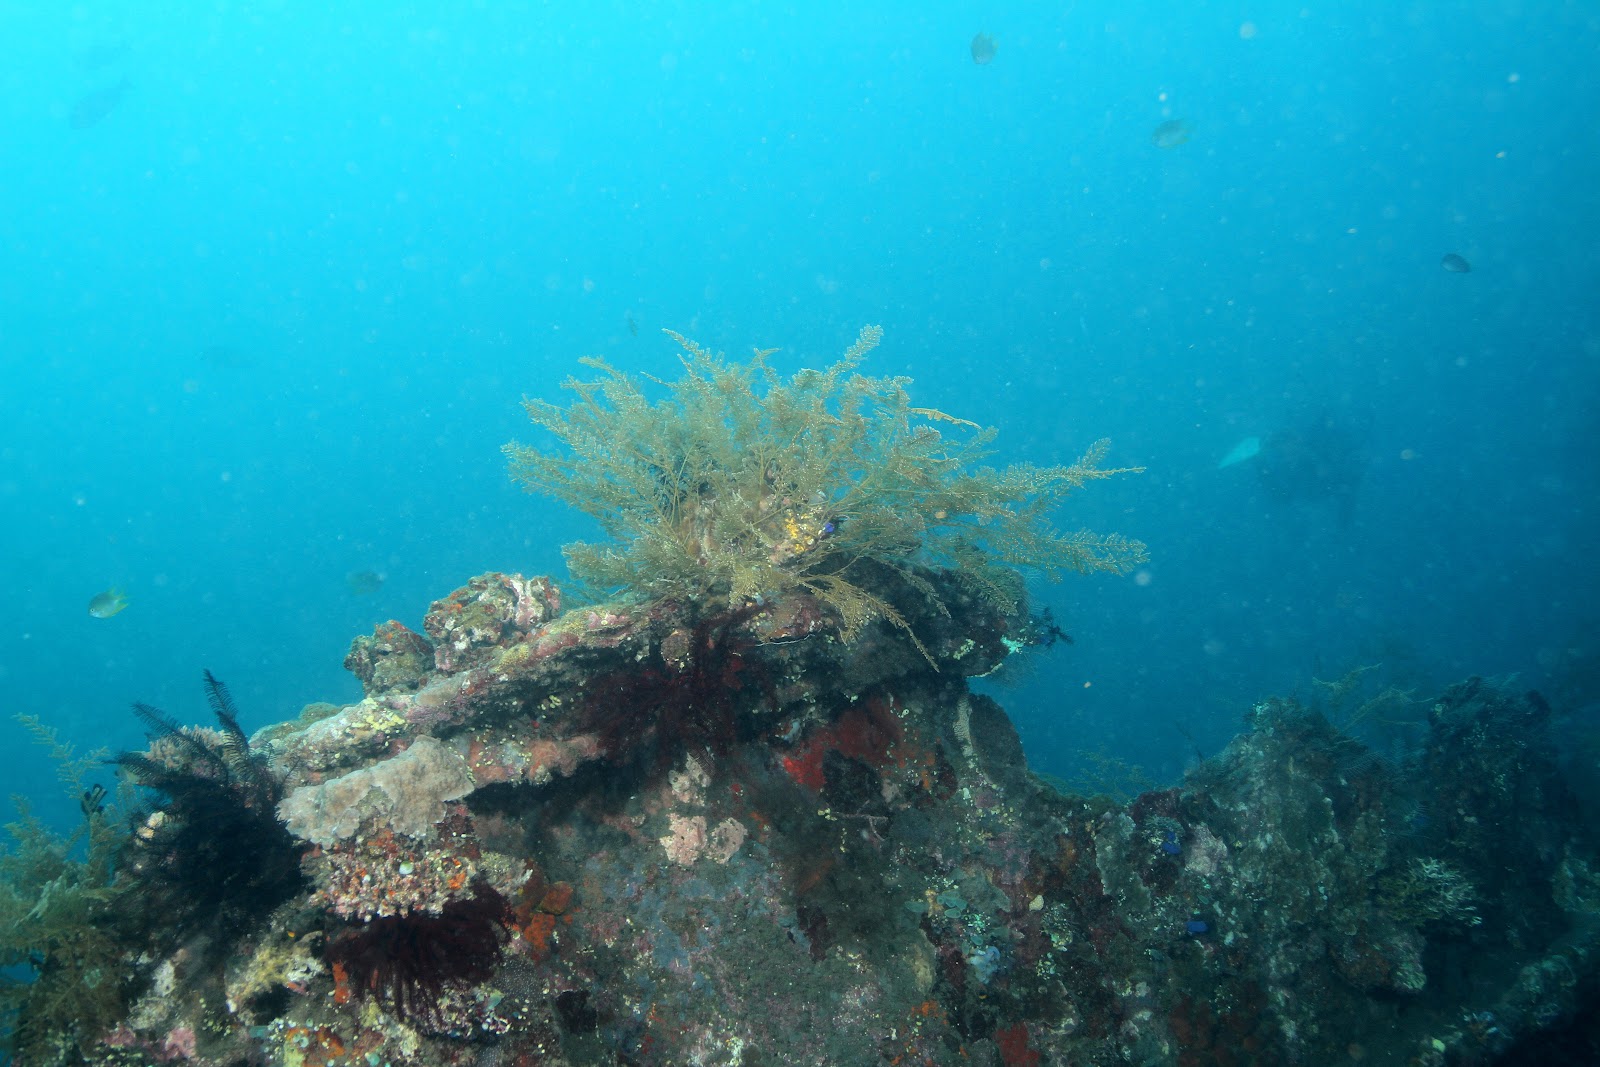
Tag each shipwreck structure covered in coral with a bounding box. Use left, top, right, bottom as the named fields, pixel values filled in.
left=7, top=332, right=1598, bottom=1065
left=5, top=567, right=1597, bottom=1067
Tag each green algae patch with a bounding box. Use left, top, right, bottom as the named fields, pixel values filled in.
left=1, top=720, right=139, bottom=1066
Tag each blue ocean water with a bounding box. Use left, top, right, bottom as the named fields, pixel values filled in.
left=2, top=3, right=1595, bottom=812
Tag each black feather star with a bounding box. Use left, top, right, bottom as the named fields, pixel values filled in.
left=113, top=672, right=305, bottom=950
left=128, top=699, right=229, bottom=782
left=201, top=669, right=255, bottom=779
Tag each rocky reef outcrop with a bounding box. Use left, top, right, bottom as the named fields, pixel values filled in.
left=44, top=572, right=1600, bottom=1067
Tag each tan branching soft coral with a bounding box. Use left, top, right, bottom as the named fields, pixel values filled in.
left=505, top=327, right=1146, bottom=648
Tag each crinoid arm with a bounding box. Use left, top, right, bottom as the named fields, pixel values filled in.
left=202, top=669, right=254, bottom=778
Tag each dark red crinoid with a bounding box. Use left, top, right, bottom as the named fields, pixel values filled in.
left=324, top=881, right=512, bottom=1030
left=581, top=605, right=775, bottom=770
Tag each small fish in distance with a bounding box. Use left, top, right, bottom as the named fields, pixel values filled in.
left=89, top=587, right=130, bottom=618
left=970, top=32, right=997, bottom=65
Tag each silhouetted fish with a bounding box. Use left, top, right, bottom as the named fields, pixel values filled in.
left=346, top=570, right=385, bottom=596
left=70, top=77, right=131, bottom=129
left=1256, top=414, right=1366, bottom=524
left=1440, top=253, right=1471, bottom=273
left=1152, top=119, right=1192, bottom=148
left=970, top=32, right=997, bottom=65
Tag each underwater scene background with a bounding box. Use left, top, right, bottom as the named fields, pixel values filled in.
left=3, top=2, right=1596, bottom=813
